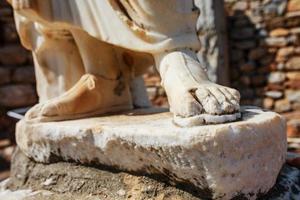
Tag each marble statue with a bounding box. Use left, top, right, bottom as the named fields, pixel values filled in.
left=8, top=0, right=241, bottom=125
left=7, top=1, right=287, bottom=199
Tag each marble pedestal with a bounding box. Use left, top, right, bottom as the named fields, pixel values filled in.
left=16, top=107, right=287, bottom=199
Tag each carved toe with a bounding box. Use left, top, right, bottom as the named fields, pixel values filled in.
left=25, top=104, right=43, bottom=120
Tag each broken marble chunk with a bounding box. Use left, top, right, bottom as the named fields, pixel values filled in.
left=16, top=107, right=286, bottom=200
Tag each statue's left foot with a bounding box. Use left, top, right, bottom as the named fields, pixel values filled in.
left=26, top=74, right=133, bottom=122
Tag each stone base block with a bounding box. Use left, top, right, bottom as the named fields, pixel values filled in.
left=3, top=149, right=300, bottom=200
left=16, top=107, right=287, bottom=199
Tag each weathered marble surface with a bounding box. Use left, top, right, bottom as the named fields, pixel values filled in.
left=2, top=149, right=299, bottom=200
left=16, top=106, right=286, bottom=199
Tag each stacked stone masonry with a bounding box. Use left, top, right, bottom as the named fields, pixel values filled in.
left=226, top=0, right=300, bottom=138
left=0, top=0, right=37, bottom=137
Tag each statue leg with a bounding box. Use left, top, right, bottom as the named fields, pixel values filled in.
left=154, top=49, right=241, bottom=126
left=129, top=76, right=151, bottom=108
left=33, top=28, right=86, bottom=102
left=14, top=12, right=85, bottom=102
left=111, top=47, right=153, bottom=109
left=26, top=29, right=134, bottom=122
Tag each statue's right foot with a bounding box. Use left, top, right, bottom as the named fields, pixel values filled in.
left=26, top=74, right=133, bottom=122
left=156, top=50, right=241, bottom=126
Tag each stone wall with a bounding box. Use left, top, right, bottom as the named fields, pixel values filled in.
left=0, top=0, right=37, bottom=138
left=226, top=0, right=300, bottom=137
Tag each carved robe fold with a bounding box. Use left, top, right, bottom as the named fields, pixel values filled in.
left=14, top=0, right=200, bottom=53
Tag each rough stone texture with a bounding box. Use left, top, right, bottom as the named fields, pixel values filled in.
left=286, top=90, right=300, bottom=103
left=265, top=91, right=283, bottom=99
left=263, top=98, right=275, bottom=109
left=276, top=47, right=294, bottom=61
left=268, top=72, right=286, bottom=84
left=0, top=68, right=11, bottom=85
left=285, top=80, right=300, bottom=90
left=286, top=57, right=300, bottom=70
left=287, top=0, right=300, bottom=12
left=16, top=107, right=286, bottom=199
left=12, top=67, right=35, bottom=83
left=0, top=84, right=37, bottom=107
left=2, top=149, right=300, bottom=200
left=275, top=99, right=292, bottom=113
left=287, top=119, right=300, bottom=138
left=270, top=28, right=290, bottom=37
left=226, top=0, right=300, bottom=137
left=286, top=72, right=300, bottom=81
left=0, top=45, right=28, bottom=66
left=260, top=164, right=300, bottom=200
left=4, top=149, right=202, bottom=200
left=265, top=37, right=289, bottom=47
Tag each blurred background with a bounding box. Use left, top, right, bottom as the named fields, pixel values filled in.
left=0, top=0, right=299, bottom=181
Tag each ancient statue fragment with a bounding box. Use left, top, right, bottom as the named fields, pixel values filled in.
left=6, top=1, right=288, bottom=199
left=8, top=0, right=241, bottom=126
